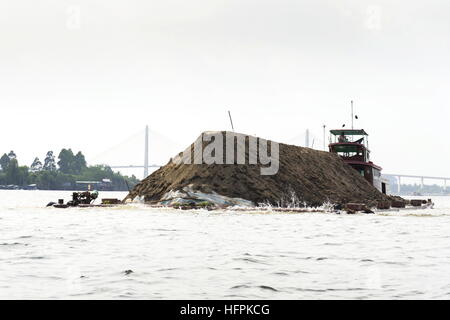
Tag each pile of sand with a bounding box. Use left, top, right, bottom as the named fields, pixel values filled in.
left=125, top=131, right=390, bottom=207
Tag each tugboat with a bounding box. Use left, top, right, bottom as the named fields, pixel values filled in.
left=46, top=190, right=123, bottom=208
left=329, top=129, right=389, bottom=194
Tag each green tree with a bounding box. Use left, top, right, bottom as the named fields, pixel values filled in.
left=73, top=151, right=87, bottom=174
left=5, top=159, right=19, bottom=184
left=43, top=151, right=56, bottom=171
left=2, top=148, right=138, bottom=190
left=31, top=170, right=55, bottom=189
left=30, top=157, right=43, bottom=172
left=57, top=149, right=87, bottom=175
left=0, top=153, right=10, bottom=171
left=17, top=166, right=29, bottom=186
left=58, top=148, right=75, bottom=174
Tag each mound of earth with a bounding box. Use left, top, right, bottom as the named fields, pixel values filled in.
left=125, top=131, right=390, bottom=207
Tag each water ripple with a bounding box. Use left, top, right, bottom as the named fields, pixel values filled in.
left=1, top=191, right=450, bottom=299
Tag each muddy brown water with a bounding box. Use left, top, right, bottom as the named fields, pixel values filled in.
left=0, top=190, right=449, bottom=299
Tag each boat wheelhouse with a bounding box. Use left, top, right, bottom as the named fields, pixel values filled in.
left=329, top=129, right=388, bottom=194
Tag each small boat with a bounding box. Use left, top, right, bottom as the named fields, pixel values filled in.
left=47, top=191, right=123, bottom=208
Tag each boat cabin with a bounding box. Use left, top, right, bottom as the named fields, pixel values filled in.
left=329, top=129, right=388, bottom=194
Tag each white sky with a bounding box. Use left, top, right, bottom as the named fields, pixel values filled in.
left=1, top=0, right=450, bottom=178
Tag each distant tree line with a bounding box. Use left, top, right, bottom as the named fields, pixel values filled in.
left=0, top=149, right=139, bottom=191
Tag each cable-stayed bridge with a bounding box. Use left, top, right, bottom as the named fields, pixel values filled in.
left=109, top=165, right=161, bottom=169
left=382, top=173, right=450, bottom=194
left=108, top=127, right=161, bottom=177
left=90, top=126, right=182, bottom=179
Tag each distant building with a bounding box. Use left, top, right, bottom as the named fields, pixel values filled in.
left=75, top=179, right=113, bottom=191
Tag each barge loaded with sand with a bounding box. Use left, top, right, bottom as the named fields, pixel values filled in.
left=123, top=130, right=430, bottom=212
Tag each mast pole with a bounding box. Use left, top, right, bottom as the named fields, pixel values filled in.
left=305, top=129, right=310, bottom=148
left=228, top=110, right=235, bottom=132
left=144, top=125, right=149, bottom=178
left=351, top=100, right=354, bottom=129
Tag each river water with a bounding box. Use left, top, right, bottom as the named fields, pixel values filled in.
left=0, top=190, right=449, bottom=299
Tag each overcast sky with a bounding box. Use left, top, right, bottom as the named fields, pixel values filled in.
left=1, top=0, right=449, bottom=179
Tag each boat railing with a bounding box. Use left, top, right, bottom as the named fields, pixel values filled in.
left=340, top=154, right=365, bottom=162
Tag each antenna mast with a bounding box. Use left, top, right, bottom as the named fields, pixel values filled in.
left=228, top=110, right=235, bottom=132
left=305, top=129, right=310, bottom=148
left=144, top=125, right=149, bottom=178
left=351, top=100, right=354, bottom=129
